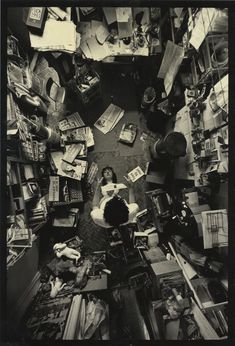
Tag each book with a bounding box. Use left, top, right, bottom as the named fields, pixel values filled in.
left=63, top=127, right=94, bottom=148
left=118, top=123, right=138, bottom=145
left=127, top=166, right=145, bottom=183
left=7, top=214, right=32, bottom=248
left=101, top=183, right=127, bottom=195
left=94, top=104, right=124, bottom=134
left=63, top=143, right=83, bottom=164
left=49, top=176, right=60, bottom=202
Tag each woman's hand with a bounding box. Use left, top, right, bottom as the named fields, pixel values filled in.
left=123, top=175, right=133, bottom=188
left=97, top=177, right=104, bottom=186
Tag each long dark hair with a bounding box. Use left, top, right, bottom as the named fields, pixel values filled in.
left=104, top=195, right=129, bottom=227
left=101, top=166, right=117, bottom=185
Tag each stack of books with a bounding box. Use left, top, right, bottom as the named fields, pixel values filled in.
left=28, top=196, right=48, bottom=226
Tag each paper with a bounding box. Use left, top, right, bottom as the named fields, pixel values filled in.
left=50, top=151, right=82, bottom=181
left=96, top=24, right=110, bottom=44
left=86, top=37, right=109, bottom=61
left=59, top=112, right=85, bottom=131
left=63, top=143, right=83, bottom=164
left=87, top=162, right=98, bottom=184
left=116, top=8, right=132, bottom=22
left=77, top=22, right=92, bottom=43
left=103, top=7, right=117, bottom=25
left=91, top=20, right=103, bottom=34
left=24, top=164, right=34, bottom=180
left=66, top=127, right=94, bottom=147
left=49, top=176, right=60, bottom=202
left=128, top=166, right=145, bottom=182
left=80, top=41, right=93, bottom=59
left=101, top=183, right=127, bottom=194
left=177, top=253, right=197, bottom=279
left=80, top=7, right=95, bottom=16
left=201, top=209, right=228, bottom=249
left=213, top=74, right=228, bottom=113
left=118, top=18, right=133, bottom=39
left=29, top=19, right=77, bottom=53
left=94, top=104, right=124, bottom=134
left=48, top=7, right=67, bottom=20
left=189, top=8, right=218, bottom=50
left=159, top=41, right=184, bottom=95
left=184, top=191, right=199, bottom=207
left=158, top=41, right=184, bottom=80
left=132, top=8, right=149, bottom=26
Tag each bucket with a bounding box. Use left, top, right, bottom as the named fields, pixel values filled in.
left=141, top=87, right=156, bottom=109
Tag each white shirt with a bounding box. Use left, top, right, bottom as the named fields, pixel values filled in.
left=90, top=195, right=139, bottom=228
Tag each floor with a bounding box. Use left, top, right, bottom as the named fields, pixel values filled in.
left=39, top=58, right=165, bottom=262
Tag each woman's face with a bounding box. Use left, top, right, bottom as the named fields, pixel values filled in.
left=103, top=168, right=113, bottom=180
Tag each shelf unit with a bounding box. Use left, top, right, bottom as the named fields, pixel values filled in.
left=168, top=241, right=228, bottom=339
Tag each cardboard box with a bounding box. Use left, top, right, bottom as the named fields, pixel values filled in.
left=151, top=260, right=182, bottom=279
left=145, top=162, right=166, bottom=184
left=25, top=8, right=47, bottom=35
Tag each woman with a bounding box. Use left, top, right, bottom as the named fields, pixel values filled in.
left=90, top=167, right=139, bottom=228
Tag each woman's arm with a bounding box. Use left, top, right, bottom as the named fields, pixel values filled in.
left=124, top=176, right=135, bottom=204
left=92, top=177, right=103, bottom=208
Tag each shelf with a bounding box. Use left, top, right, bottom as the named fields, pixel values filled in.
left=31, top=219, right=48, bottom=233
left=168, top=241, right=228, bottom=339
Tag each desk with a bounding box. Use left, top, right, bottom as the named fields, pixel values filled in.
left=173, top=90, right=228, bottom=184
left=78, top=8, right=162, bottom=61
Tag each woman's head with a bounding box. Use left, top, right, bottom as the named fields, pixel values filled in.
left=103, top=195, right=129, bottom=227
left=102, top=166, right=117, bottom=185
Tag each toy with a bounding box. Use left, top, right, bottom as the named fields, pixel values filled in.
left=50, top=277, right=66, bottom=298
left=53, top=243, right=81, bottom=264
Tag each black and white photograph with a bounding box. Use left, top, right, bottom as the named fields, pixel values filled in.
left=1, top=1, right=233, bottom=343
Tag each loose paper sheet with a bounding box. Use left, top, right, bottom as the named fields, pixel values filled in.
left=128, top=166, right=145, bottom=182
left=96, top=24, right=110, bottom=44
left=189, top=8, right=218, bottom=50
left=213, top=74, right=228, bottom=113
left=116, top=8, right=132, bottom=22
left=158, top=41, right=184, bottom=95
left=86, top=37, right=109, bottom=61
left=94, top=104, right=124, bottom=134
left=103, top=7, right=117, bottom=25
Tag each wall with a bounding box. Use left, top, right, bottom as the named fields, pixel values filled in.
left=7, top=7, right=31, bottom=50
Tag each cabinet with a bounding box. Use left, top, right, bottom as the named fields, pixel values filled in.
left=7, top=157, right=49, bottom=268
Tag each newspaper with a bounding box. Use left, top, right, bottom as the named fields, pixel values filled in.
left=94, top=104, right=124, bottom=134
left=157, top=40, right=184, bottom=95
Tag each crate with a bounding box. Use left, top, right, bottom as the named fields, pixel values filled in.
left=68, top=69, right=101, bottom=106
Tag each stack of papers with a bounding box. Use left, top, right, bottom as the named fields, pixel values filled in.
left=94, top=104, right=124, bottom=134
left=29, top=19, right=78, bottom=53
